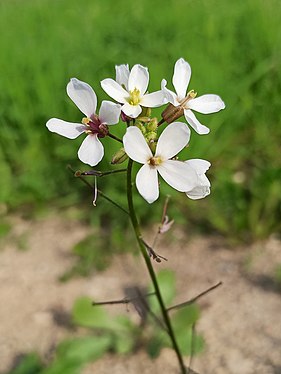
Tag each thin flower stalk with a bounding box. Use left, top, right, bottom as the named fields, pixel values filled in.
left=126, top=158, right=187, bottom=374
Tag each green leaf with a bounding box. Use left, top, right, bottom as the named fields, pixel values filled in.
left=0, top=221, right=11, bottom=239
left=113, top=332, right=135, bottom=354
left=172, top=305, right=200, bottom=330
left=72, top=297, right=133, bottom=332
left=9, top=353, right=43, bottom=374
left=72, top=297, right=116, bottom=330
left=146, top=333, right=169, bottom=358
left=148, top=270, right=176, bottom=315
left=171, top=305, right=204, bottom=356
left=41, top=336, right=111, bottom=374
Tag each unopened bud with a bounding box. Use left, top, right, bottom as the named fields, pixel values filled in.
left=146, top=118, right=158, bottom=131
left=121, top=111, right=132, bottom=123
left=140, top=107, right=151, bottom=117
left=111, top=147, right=128, bottom=164
left=136, top=122, right=146, bottom=134
left=137, top=116, right=150, bottom=123
left=146, top=131, right=157, bottom=142
left=161, top=103, right=184, bottom=124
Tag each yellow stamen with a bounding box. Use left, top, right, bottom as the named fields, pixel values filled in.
left=179, top=89, right=197, bottom=107
left=128, top=88, right=141, bottom=105
left=148, top=156, right=162, bottom=166
left=82, top=117, right=91, bottom=125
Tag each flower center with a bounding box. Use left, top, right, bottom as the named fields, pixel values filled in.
left=82, top=116, right=109, bottom=138
left=148, top=156, right=162, bottom=167
left=127, top=88, right=141, bottom=106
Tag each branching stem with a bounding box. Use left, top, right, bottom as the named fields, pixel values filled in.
left=126, top=159, right=186, bottom=374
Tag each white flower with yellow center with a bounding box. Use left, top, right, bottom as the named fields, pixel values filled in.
left=101, top=64, right=165, bottom=118
left=46, top=78, right=121, bottom=166
left=123, top=122, right=199, bottom=203
left=162, top=58, right=225, bottom=134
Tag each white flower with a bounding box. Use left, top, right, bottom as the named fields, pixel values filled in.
left=46, top=78, right=121, bottom=166
left=185, top=159, right=211, bottom=199
left=101, top=64, right=165, bottom=118
left=162, top=58, right=225, bottom=134
left=123, top=122, right=199, bottom=203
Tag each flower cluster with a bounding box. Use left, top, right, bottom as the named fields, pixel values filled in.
left=46, top=58, right=225, bottom=203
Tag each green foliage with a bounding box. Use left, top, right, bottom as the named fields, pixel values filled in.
left=8, top=353, right=43, bottom=374
left=41, top=336, right=111, bottom=374
left=8, top=271, right=204, bottom=373
left=171, top=306, right=204, bottom=356
left=0, top=220, right=11, bottom=238
left=148, top=269, right=176, bottom=314
left=72, top=296, right=137, bottom=354
left=0, top=1, right=280, bottom=235
left=71, top=272, right=203, bottom=360
left=59, top=234, right=112, bottom=281
left=146, top=270, right=203, bottom=357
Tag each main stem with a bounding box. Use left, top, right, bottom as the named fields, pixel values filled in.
left=126, top=159, right=186, bottom=374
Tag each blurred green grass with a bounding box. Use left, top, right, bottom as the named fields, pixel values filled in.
left=0, top=0, right=280, bottom=240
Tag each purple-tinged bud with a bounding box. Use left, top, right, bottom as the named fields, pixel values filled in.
left=121, top=111, right=132, bottom=123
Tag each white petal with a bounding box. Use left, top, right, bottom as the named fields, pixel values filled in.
left=123, top=126, right=152, bottom=163
left=78, top=134, right=104, bottom=166
left=156, top=122, right=190, bottom=160
left=136, top=164, right=159, bottom=204
left=99, top=101, right=121, bottom=125
left=67, top=78, right=97, bottom=117
left=141, top=90, right=165, bottom=108
left=157, top=160, right=198, bottom=192
left=172, top=58, right=191, bottom=100
left=184, top=109, right=210, bottom=135
left=161, top=79, right=179, bottom=106
left=188, top=94, right=225, bottom=114
left=121, top=102, right=142, bottom=118
left=46, top=118, right=85, bottom=139
left=115, top=64, right=130, bottom=90
left=101, top=78, right=128, bottom=103
left=185, top=159, right=211, bottom=199
left=128, top=64, right=149, bottom=96
left=186, top=183, right=210, bottom=200
left=186, top=159, right=211, bottom=174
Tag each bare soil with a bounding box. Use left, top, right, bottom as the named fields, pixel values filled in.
left=0, top=214, right=280, bottom=374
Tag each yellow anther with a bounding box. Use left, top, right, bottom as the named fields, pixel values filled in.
left=148, top=156, right=162, bottom=166
left=82, top=117, right=91, bottom=125
left=128, top=88, right=141, bottom=105
left=179, top=89, right=197, bottom=108
left=187, top=89, right=197, bottom=99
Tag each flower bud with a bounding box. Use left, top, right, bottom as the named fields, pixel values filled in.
left=146, top=118, right=158, bottom=131
left=121, top=111, right=132, bottom=123
left=140, top=106, right=151, bottom=117
left=111, top=147, right=128, bottom=164
left=146, top=131, right=157, bottom=142
left=136, top=122, right=146, bottom=134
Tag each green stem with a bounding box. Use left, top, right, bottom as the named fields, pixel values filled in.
left=108, top=132, right=123, bottom=143
left=78, top=169, right=127, bottom=177
left=68, top=165, right=129, bottom=215
left=126, top=159, right=186, bottom=374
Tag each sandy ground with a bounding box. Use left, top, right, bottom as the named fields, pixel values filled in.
left=0, top=214, right=281, bottom=374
